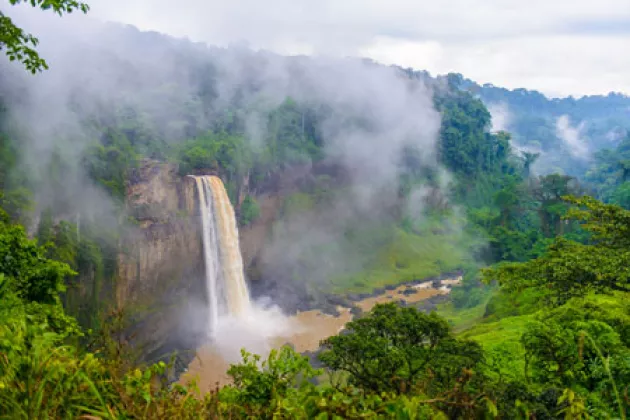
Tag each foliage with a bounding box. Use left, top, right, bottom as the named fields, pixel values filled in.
left=585, top=137, right=630, bottom=206
left=0, top=208, right=75, bottom=305
left=176, top=131, right=251, bottom=178
left=0, top=27, right=629, bottom=418
left=483, top=196, right=630, bottom=303
left=454, top=73, right=630, bottom=178
left=319, top=303, right=484, bottom=395
left=0, top=192, right=627, bottom=418
left=239, top=194, right=260, bottom=226
left=0, top=0, right=89, bottom=73
left=83, top=129, right=139, bottom=200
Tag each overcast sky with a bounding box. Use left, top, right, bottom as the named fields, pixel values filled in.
left=13, top=0, right=630, bottom=97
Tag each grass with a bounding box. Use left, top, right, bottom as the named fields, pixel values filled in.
left=483, top=287, right=548, bottom=321
left=276, top=187, right=480, bottom=295
left=437, top=298, right=491, bottom=332
left=458, top=313, right=534, bottom=383
left=328, top=227, right=471, bottom=294
left=460, top=313, right=533, bottom=347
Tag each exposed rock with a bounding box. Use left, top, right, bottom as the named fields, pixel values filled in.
left=349, top=305, right=363, bottom=317
left=117, top=159, right=206, bottom=364
left=415, top=294, right=450, bottom=313
left=324, top=294, right=349, bottom=308
left=346, top=293, right=362, bottom=302
left=399, top=288, right=418, bottom=296
left=372, top=287, right=386, bottom=296
left=239, top=193, right=283, bottom=269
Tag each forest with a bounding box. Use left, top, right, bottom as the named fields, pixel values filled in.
left=0, top=1, right=629, bottom=419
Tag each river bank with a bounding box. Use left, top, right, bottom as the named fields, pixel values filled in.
left=180, top=274, right=462, bottom=391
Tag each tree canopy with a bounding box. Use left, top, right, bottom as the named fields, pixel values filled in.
left=483, top=196, right=630, bottom=303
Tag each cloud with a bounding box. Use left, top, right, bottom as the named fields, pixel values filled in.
left=0, top=4, right=446, bottom=293
left=44, top=0, right=629, bottom=97
left=555, top=115, right=589, bottom=159
left=487, top=102, right=511, bottom=133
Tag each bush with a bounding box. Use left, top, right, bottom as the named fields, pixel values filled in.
left=239, top=195, right=260, bottom=226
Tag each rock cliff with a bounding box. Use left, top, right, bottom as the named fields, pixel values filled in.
left=116, top=160, right=206, bottom=365
left=114, top=160, right=336, bottom=366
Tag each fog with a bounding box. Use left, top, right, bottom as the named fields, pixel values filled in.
left=555, top=114, right=590, bottom=160
left=488, top=102, right=511, bottom=133
left=0, top=6, right=461, bottom=357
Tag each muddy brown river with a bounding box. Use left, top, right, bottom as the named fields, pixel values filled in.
left=180, top=277, right=460, bottom=391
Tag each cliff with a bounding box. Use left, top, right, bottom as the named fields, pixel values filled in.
left=116, top=160, right=206, bottom=365
left=114, top=160, right=339, bottom=366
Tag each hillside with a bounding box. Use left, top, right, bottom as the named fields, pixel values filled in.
left=452, top=74, right=630, bottom=177
left=0, top=15, right=628, bottom=419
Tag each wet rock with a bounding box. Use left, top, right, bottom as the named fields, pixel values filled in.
left=325, top=294, right=349, bottom=308
left=400, top=288, right=418, bottom=296
left=346, top=293, right=358, bottom=301
left=349, top=305, right=363, bottom=317
left=319, top=301, right=341, bottom=317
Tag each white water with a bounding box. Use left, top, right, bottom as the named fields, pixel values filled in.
left=191, top=175, right=252, bottom=336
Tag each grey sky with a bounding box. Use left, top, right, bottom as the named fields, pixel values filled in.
left=9, top=0, right=630, bottom=97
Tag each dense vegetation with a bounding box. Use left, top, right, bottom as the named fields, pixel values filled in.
left=453, top=74, right=630, bottom=178
left=0, top=7, right=629, bottom=418
left=1, top=199, right=627, bottom=417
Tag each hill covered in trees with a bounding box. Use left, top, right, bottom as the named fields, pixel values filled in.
left=0, top=7, right=628, bottom=418
left=451, top=74, right=630, bottom=178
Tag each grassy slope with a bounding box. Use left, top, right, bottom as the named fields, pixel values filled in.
left=329, top=227, right=470, bottom=293
left=437, top=290, right=630, bottom=385
left=279, top=187, right=480, bottom=294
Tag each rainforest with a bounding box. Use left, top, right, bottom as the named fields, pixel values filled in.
left=0, top=1, right=629, bottom=419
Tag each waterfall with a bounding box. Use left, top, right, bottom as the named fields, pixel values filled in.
left=190, top=175, right=252, bottom=336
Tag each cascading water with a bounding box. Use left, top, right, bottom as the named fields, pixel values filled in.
left=190, top=175, right=252, bottom=336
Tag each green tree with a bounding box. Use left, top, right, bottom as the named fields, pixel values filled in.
left=484, top=196, right=630, bottom=303
left=239, top=194, right=260, bottom=226
left=521, top=151, right=540, bottom=178
left=319, top=303, right=483, bottom=395
left=220, top=346, right=320, bottom=413
left=0, top=207, right=74, bottom=305
left=531, top=174, right=579, bottom=236
left=1, top=0, right=89, bottom=73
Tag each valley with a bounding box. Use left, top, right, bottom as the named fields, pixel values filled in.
left=0, top=4, right=628, bottom=417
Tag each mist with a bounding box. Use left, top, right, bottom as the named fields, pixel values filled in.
left=0, top=6, right=457, bottom=349
left=555, top=114, right=589, bottom=159
left=487, top=102, right=511, bottom=133
left=236, top=57, right=444, bottom=292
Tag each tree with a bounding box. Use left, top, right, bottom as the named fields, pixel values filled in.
left=1, top=0, right=89, bottom=73
left=521, top=151, right=540, bottom=178
left=0, top=207, right=75, bottom=305
left=531, top=174, right=579, bottom=236
left=318, top=303, right=483, bottom=395
left=483, top=196, right=630, bottom=303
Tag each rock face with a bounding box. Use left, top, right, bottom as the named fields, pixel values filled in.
left=115, top=159, right=340, bottom=365
left=116, top=160, right=207, bottom=365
